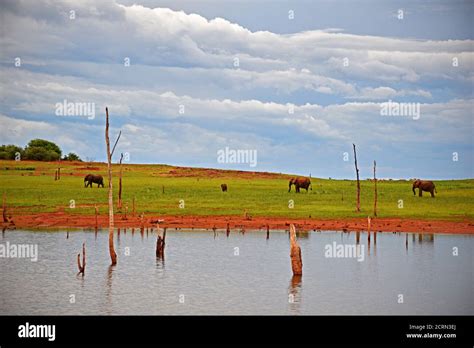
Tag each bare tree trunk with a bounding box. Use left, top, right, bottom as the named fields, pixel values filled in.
left=367, top=216, right=371, bottom=244
left=289, top=224, right=302, bottom=276
left=57, top=160, right=61, bottom=180
left=94, top=205, right=98, bottom=228
left=2, top=192, right=7, bottom=223
left=105, top=107, right=120, bottom=266
left=132, top=197, right=135, bottom=217
left=118, top=153, right=123, bottom=210
left=353, top=144, right=360, bottom=212
left=373, top=160, right=377, bottom=217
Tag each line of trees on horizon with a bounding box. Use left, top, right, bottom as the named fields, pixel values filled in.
left=0, top=139, right=82, bottom=162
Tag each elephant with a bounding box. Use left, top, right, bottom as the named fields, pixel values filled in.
left=289, top=177, right=312, bottom=193
left=412, top=179, right=436, bottom=197
left=221, top=183, right=228, bottom=192
left=84, top=174, right=104, bottom=188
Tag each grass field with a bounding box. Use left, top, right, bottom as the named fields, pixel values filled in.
left=1, top=160, right=473, bottom=221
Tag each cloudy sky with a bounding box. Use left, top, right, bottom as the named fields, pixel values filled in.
left=0, top=0, right=472, bottom=179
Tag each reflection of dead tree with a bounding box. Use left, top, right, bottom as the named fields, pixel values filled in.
left=156, top=225, right=166, bottom=259
left=77, top=243, right=86, bottom=275
left=289, top=224, right=302, bottom=276
left=105, top=107, right=121, bottom=266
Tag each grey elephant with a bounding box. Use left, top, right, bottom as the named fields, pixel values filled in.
left=412, top=179, right=436, bottom=197
left=84, top=174, right=104, bottom=188
left=289, top=177, right=312, bottom=193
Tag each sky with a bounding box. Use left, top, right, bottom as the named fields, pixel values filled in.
left=0, top=0, right=472, bottom=179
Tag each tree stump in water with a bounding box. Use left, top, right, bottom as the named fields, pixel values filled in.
left=77, top=243, right=86, bottom=275
left=289, top=224, right=302, bottom=276
left=156, top=225, right=166, bottom=259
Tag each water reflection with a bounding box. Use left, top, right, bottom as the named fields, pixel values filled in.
left=0, top=229, right=470, bottom=315
left=288, top=275, right=302, bottom=315
left=296, top=231, right=310, bottom=239
left=105, top=265, right=115, bottom=315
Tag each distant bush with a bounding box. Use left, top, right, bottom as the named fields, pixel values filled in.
left=63, top=152, right=82, bottom=161
left=24, top=147, right=60, bottom=161
left=23, top=139, right=62, bottom=161
left=0, top=145, right=24, bottom=160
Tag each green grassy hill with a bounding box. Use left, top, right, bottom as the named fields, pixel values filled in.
left=1, top=160, right=473, bottom=220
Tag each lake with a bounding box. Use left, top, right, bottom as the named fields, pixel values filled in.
left=0, top=228, right=472, bottom=315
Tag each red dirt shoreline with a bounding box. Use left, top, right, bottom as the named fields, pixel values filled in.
left=6, top=212, right=474, bottom=234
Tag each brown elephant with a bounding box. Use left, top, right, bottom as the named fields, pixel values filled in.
left=221, top=183, right=228, bottom=192
left=412, top=179, right=436, bottom=197
left=289, top=177, right=312, bottom=193
left=84, top=174, right=104, bottom=188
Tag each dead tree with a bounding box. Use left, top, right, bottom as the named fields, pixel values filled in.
left=289, top=224, right=302, bottom=276
left=77, top=243, right=86, bottom=275
left=2, top=192, right=15, bottom=229
left=117, top=153, right=124, bottom=210
left=367, top=216, right=371, bottom=243
left=373, top=160, right=377, bottom=217
left=105, top=107, right=121, bottom=266
left=2, top=192, right=8, bottom=223
left=132, top=197, right=136, bottom=217
left=94, top=205, right=98, bottom=229
left=352, top=144, right=360, bottom=212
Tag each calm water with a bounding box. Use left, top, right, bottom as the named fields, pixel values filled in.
left=0, top=228, right=472, bottom=315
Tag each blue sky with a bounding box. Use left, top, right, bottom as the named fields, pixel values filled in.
left=0, top=0, right=472, bottom=179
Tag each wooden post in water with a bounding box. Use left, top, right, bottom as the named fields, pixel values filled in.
left=356, top=231, right=360, bottom=244
left=266, top=224, right=270, bottom=240
left=406, top=233, right=408, bottom=249
left=77, top=243, right=85, bottom=275
left=226, top=222, right=230, bottom=237
left=156, top=225, right=166, bottom=259
left=289, top=224, right=303, bottom=276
